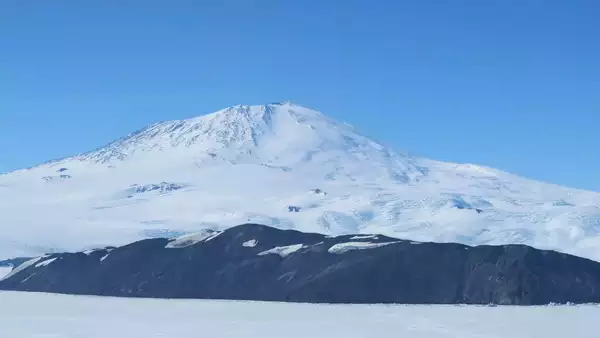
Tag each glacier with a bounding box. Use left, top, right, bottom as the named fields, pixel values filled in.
left=1, top=102, right=600, bottom=261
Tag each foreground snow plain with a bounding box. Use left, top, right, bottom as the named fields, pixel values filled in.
left=0, top=292, right=597, bottom=338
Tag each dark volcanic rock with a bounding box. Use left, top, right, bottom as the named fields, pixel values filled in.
left=2, top=224, right=600, bottom=305
left=126, top=182, right=184, bottom=195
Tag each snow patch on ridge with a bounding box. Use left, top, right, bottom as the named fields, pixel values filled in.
left=258, top=244, right=305, bottom=257
left=350, top=235, right=378, bottom=240
left=328, top=241, right=399, bottom=254
left=35, top=257, right=58, bottom=267
left=165, top=230, right=220, bottom=248
left=242, top=239, right=258, bottom=247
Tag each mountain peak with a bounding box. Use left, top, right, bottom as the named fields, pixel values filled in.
left=73, top=103, right=367, bottom=165
left=61, top=102, right=424, bottom=186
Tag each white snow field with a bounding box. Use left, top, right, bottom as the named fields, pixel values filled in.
left=0, top=291, right=596, bottom=338
left=2, top=102, right=600, bottom=261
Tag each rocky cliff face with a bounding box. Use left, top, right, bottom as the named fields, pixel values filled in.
left=2, top=224, right=600, bottom=305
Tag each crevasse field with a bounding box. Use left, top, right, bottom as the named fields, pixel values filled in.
left=0, top=291, right=596, bottom=338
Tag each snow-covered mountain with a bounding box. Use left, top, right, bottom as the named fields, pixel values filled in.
left=2, top=102, right=600, bottom=261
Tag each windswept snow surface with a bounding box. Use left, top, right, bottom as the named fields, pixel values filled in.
left=0, top=292, right=597, bottom=338
left=2, top=102, right=600, bottom=261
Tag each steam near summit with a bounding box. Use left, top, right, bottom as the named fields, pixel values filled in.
left=2, top=102, right=600, bottom=262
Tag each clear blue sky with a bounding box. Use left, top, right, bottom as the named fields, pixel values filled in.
left=1, top=1, right=599, bottom=190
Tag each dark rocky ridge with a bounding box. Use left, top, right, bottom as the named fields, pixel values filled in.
left=2, top=223, right=600, bottom=305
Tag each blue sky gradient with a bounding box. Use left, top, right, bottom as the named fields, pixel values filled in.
left=1, top=1, right=599, bottom=190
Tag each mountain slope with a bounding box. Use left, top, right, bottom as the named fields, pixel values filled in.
left=1, top=102, right=600, bottom=261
